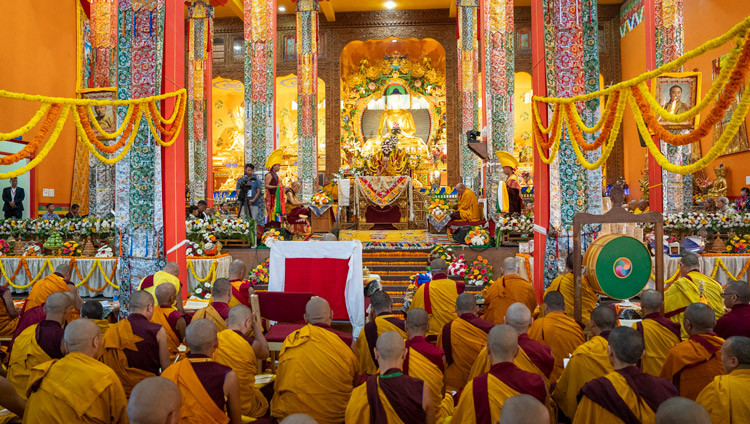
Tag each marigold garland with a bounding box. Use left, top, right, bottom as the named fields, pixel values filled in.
left=0, top=104, right=62, bottom=166
left=0, top=103, right=51, bottom=140
left=76, top=104, right=140, bottom=153
left=73, top=105, right=143, bottom=165
left=83, top=102, right=138, bottom=140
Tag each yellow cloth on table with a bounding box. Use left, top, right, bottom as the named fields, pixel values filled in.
left=409, top=278, right=461, bottom=336
left=214, top=329, right=269, bottom=418
left=542, top=272, right=598, bottom=326
left=572, top=369, right=658, bottom=424
left=665, top=272, right=724, bottom=339
left=99, top=318, right=156, bottom=398
left=356, top=314, right=406, bottom=376
left=481, top=274, right=537, bottom=324
left=696, top=368, right=750, bottom=424
left=24, top=273, right=69, bottom=312
left=271, top=324, right=359, bottom=424
left=457, top=188, right=482, bottom=221
left=151, top=305, right=181, bottom=361
left=552, top=336, right=613, bottom=419
left=24, top=352, right=128, bottom=424
left=450, top=371, right=523, bottom=424
left=7, top=324, right=50, bottom=399
left=406, top=346, right=454, bottom=422
left=528, top=311, right=585, bottom=384
left=660, top=333, right=725, bottom=400
left=438, top=317, right=489, bottom=391
left=193, top=304, right=227, bottom=332
left=161, top=358, right=230, bottom=424
left=631, top=317, right=681, bottom=376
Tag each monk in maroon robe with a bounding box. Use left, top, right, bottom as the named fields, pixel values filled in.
left=714, top=281, right=750, bottom=339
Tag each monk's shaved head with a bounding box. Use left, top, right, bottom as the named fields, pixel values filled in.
left=640, top=289, right=663, bottom=313
left=456, top=293, right=477, bottom=315
left=64, top=318, right=100, bottom=356
left=162, top=262, right=180, bottom=277
left=430, top=258, right=447, bottom=272
left=487, top=324, right=518, bottom=363
left=155, top=283, right=176, bottom=306
left=684, top=303, right=715, bottom=333
left=655, top=397, right=710, bottom=424
left=305, top=297, right=332, bottom=325
left=608, top=326, right=644, bottom=365
left=544, top=291, right=565, bottom=312
left=724, top=281, right=750, bottom=303
left=280, top=414, right=319, bottom=424
left=504, top=302, right=532, bottom=333
left=503, top=257, right=519, bottom=274
left=45, top=292, right=73, bottom=318
left=227, top=304, right=252, bottom=326
left=129, top=290, right=154, bottom=312
left=680, top=252, right=701, bottom=271
left=185, top=319, right=218, bottom=354
left=211, top=278, right=232, bottom=301
left=405, top=308, right=429, bottom=336
left=375, top=331, right=405, bottom=362
left=228, top=259, right=246, bottom=280
left=591, top=305, right=617, bottom=331
left=499, top=394, right=550, bottom=424
left=81, top=300, right=104, bottom=320
left=723, top=336, right=750, bottom=372
left=55, top=264, right=72, bottom=280
left=370, top=291, right=393, bottom=314
left=128, top=377, right=181, bottom=424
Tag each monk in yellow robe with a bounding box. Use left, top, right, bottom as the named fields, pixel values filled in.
left=660, top=303, right=725, bottom=400
left=99, top=290, right=171, bottom=397
left=138, top=262, right=186, bottom=313
left=346, top=331, right=434, bottom=423
left=482, top=257, right=537, bottom=324
left=573, top=326, right=677, bottom=423
left=152, top=284, right=188, bottom=360
left=271, top=297, right=359, bottom=424
left=451, top=183, right=482, bottom=222
left=665, top=252, right=724, bottom=339
left=8, top=292, right=71, bottom=399
left=528, top=291, right=585, bottom=384
left=542, top=254, right=598, bottom=326
left=656, top=397, right=712, bottom=424
left=25, top=318, right=128, bottom=423
left=0, top=286, right=18, bottom=338
left=214, top=305, right=270, bottom=419
left=404, top=308, right=454, bottom=422
left=162, top=319, right=242, bottom=424
left=356, top=291, right=406, bottom=375
left=451, top=324, right=548, bottom=423
left=80, top=300, right=110, bottom=339
left=127, top=377, right=182, bottom=424
left=439, top=293, right=494, bottom=391
left=633, top=289, right=682, bottom=376
left=14, top=265, right=82, bottom=341
left=553, top=305, right=617, bottom=420
left=498, top=394, right=550, bottom=424
left=193, top=278, right=231, bottom=332
left=227, top=260, right=255, bottom=308
left=409, top=259, right=465, bottom=336
left=696, top=336, right=750, bottom=423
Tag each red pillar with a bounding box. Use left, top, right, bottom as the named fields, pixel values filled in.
left=163, top=0, right=188, bottom=300
left=206, top=38, right=214, bottom=207
left=531, top=0, right=549, bottom=302
left=644, top=0, right=663, bottom=212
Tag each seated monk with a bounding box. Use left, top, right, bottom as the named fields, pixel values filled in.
left=408, top=259, right=465, bottom=336
left=633, top=290, right=682, bottom=376
left=438, top=293, right=494, bottom=391
left=451, top=325, right=548, bottom=423
left=152, top=284, right=188, bottom=360
left=345, top=331, right=434, bottom=423
left=403, top=309, right=453, bottom=421
left=542, top=254, right=597, bottom=326
left=138, top=262, right=185, bottom=313
left=660, top=303, right=725, bottom=400
left=25, top=318, right=128, bottom=423
left=499, top=394, right=550, bottom=424
left=0, top=285, right=18, bottom=337
left=100, top=290, right=171, bottom=397
left=14, top=264, right=82, bottom=340
left=193, top=278, right=231, bottom=332
left=81, top=300, right=110, bottom=338
left=697, top=336, right=750, bottom=422
left=450, top=183, right=482, bottom=222
left=127, top=377, right=182, bottom=424
left=271, top=297, right=359, bottom=424
left=481, top=257, right=536, bottom=324
left=528, top=291, right=585, bottom=384
left=656, top=397, right=712, bottom=424
left=573, top=326, right=678, bottom=423
left=356, top=291, right=406, bottom=376
left=665, top=252, right=724, bottom=339
left=214, top=305, right=270, bottom=419
left=8, top=292, right=71, bottom=399
left=227, top=260, right=255, bottom=308
left=285, top=181, right=311, bottom=222
left=553, top=305, right=617, bottom=420
left=162, top=319, right=241, bottom=423
left=714, top=281, right=750, bottom=339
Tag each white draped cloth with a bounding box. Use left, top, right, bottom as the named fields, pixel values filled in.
left=648, top=254, right=750, bottom=288
left=186, top=255, right=232, bottom=293
left=1, top=257, right=119, bottom=297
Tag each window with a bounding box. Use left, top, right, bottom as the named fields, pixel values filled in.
left=213, top=37, right=225, bottom=62
left=233, top=37, right=244, bottom=60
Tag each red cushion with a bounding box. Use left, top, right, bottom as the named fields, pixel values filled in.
left=265, top=323, right=305, bottom=343
left=255, top=291, right=315, bottom=323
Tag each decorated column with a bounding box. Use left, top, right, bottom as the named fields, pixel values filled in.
left=296, top=0, right=319, bottom=199
left=187, top=0, right=214, bottom=203
left=457, top=0, right=481, bottom=188
left=482, top=0, right=514, bottom=217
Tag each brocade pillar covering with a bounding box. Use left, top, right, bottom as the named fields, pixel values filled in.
left=296, top=0, right=320, bottom=199
left=457, top=0, right=481, bottom=189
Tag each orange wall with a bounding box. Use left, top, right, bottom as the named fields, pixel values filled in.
left=620, top=23, right=649, bottom=200
left=0, top=0, right=77, bottom=216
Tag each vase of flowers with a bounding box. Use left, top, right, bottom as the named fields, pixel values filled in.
left=466, top=256, right=494, bottom=286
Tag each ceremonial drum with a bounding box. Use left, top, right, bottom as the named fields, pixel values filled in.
left=583, top=234, right=651, bottom=300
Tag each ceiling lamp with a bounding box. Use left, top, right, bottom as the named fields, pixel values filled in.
left=278, top=5, right=286, bottom=12
left=384, top=1, right=396, bottom=10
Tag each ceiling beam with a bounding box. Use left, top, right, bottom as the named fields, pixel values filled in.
left=321, top=0, right=335, bottom=21
left=449, top=0, right=456, bottom=18
left=227, top=0, right=243, bottom=18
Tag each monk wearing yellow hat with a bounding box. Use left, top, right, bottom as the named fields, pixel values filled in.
left=265, top=148, right=286, bottom=225
left=495, top=151, right=522, bottom=215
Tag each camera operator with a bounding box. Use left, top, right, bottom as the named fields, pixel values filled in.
left=236, top=163, right=262, bottom=220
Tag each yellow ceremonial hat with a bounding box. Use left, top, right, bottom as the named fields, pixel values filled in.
left=265, top=148, right=284, bottom=169
left=495, top=150, right=519, bottom=169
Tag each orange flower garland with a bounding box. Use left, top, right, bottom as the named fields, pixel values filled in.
left=564, top=91, right=621, bottom=151
left=146, top=95, right=186, bottom=143
left=76, top=104, right=140, bottom=154
left=0, top=103, right=62, bottom=166
left=532, top=104, right=563, bottom=150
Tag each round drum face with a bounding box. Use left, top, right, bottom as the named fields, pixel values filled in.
left=591, top=235, right=651, bottom=300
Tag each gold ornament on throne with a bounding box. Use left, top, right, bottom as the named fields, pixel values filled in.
left=708, top=164, right=728, bottom=198
left=366, top=126, right=409, bottom=176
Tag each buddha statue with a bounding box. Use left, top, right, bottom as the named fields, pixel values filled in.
left=366, top=128, right=409, bottom=176
left=708, top=164, right=728, bottom=198
left=362, top=103, right=429, bottom=159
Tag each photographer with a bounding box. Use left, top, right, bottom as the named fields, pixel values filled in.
left=236, top=163, right=262, bottom=220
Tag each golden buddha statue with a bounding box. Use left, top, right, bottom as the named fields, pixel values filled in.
left=366, top=127, right=409, bottom=176
left=708, top=164, right=728, bottom=198
left=362, top=105, right=429, bottom=158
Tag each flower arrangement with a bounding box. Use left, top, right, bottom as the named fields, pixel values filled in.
left=448, top=255, right=468, bottom=277
left=23, top=244, right=41, bottom=257
left=0, top=217, right=116, bottom=240
left=186, top=218, right=255, bottom=244
left=726, top=235, right=750, bottom=253
left=261, top=229, right=283, bottom=247
left=192, top=282, right=212, bottom=300
left=466, top=256, right=494, bottom=286
left=250, top=259, right=269, bottom=284
left=311, top=190, right=333, bottom=207
left=95, top=245, right=114, bottom=257
left=497, top=214, right=534, bottom=234
left=465, top=226, right=490, bottom=246
left=60, top=240, right=82, bottom=257
left=0, top=240, right=10, bottom=257
left=663, top=212, right=750, bottom=235
left=429, top=244, right=456, bottom=264
left=428, top=198, right=450, bottom=217
left=186, top=241, right=203, bottom=257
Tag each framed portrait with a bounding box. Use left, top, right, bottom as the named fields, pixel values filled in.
left=713, top=53, right=749, bottom=156
left=515, top=27, right=531, bottom=54
left=283, top=34, right=296, bottom=61
left=79, top=88, right=117, bottom=133
left=652, top=72, right=701, bottom=130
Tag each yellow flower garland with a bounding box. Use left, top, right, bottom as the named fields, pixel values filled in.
left=187, top=259, right=218, bottom=283
left=72, top=105, right=144, bottom=165
left=83, top=102, right=138, bottom=140
left=566, top=92, right=618, bottom=134
left=0, top=103, right=51, bottom=140
left=569, top=91, right=627, bottom=170
left=535, top=105, right=564, bottom=164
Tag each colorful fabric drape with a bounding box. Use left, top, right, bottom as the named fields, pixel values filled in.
left=296, top=0, right=319, bottom=200
left=71, top=2, right=93, bottom=215
left=458, top=0, right=481, bottom=188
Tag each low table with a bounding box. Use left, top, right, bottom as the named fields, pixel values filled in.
left=310, top=207, right=335, bottom=233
